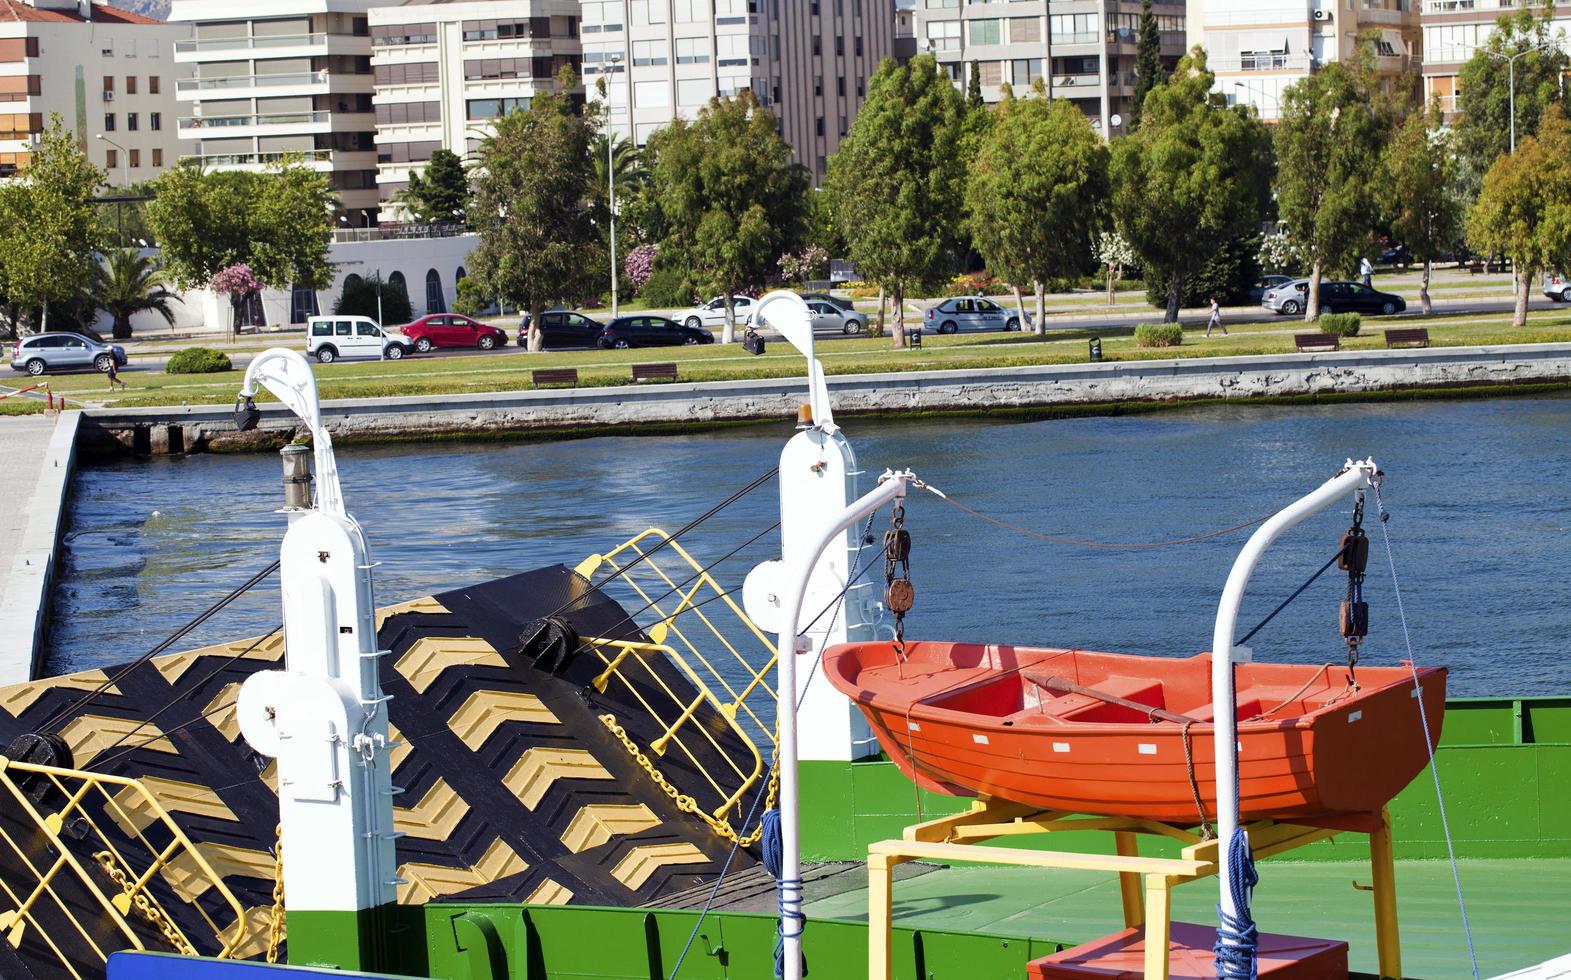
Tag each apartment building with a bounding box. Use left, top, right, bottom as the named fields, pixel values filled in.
left=369, top=0, right=580, bottom=218
left=912, top=0, right=1187, bottom=138
left=168, top=0, right=382, bottom=224
left=0, top=0, right=187, bottom=182
left=1201, top=0, right=1420, bottom=121
left=1422, top=0, right=1571, bottom=117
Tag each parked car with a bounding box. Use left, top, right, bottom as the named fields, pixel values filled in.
left=749, top=299, right=866, bottom=335
left=305, top=315, right=412, bottom=363
left=597, top=315, right=713, bottom=349
left=400, top=313, right=508, bottom=352
left=673, top=295, right=756, bottom=330
left=799, top=292, right=856, bottom=314
left=923, top=295, right=1028, bottom=334
left=517, top=309, right=604, bottom=348
left=1246, top=275, right=1295, bottom=305
left=1378, top=244, right=1411, bottom=267
left=1262, top=280, right=1406, bottom=316
left=10, top=332, right=127, bottom=376
left=1544, top=273, right=1571, bottom=303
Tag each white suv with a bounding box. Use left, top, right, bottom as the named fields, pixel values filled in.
left=305, top=316, right=411, bottom=363
left=1544, top=273, right=1571, bottom=303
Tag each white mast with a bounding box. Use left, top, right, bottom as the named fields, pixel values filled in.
left=1208, top=458, right=1379, bottom=960
left=232, top=349, right=399, bottom=968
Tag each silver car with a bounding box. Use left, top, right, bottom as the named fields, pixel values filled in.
left=10, top=332, right=128, bottom=376
left=923, top=295, right=1027, bottom=334
left=1545, top=273, right=1571, bottom=303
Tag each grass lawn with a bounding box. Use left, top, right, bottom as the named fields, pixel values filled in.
left=13, top=306, right=1566, bottom=415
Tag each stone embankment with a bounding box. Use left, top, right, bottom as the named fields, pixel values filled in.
left=78, top=342, right=1571, bottom=455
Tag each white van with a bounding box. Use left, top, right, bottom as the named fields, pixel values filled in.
left=305, top=316, right=412, bottom=363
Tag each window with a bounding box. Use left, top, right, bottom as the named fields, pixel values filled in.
left=814, top=76, right=822, bottom=96
left=855, top=36, right=863, bottom=55
left=812, top=35, right=821, bottom=56
left=675, top=38, right=708, bottom=63
left=717, top=34, right=751, bottom=66
left=291, top=285, right=319, bottom=324
left=1049, top=13, right=1099, bottom=42
left=149, top=112, right=161, bottom=130
left=634, top=80, right=669, bottom=107
left=102, top=75, right=113, bottom=92
left=466, top=97, right=530, bottom=119
left=312, top=321, right=332, bottom=337
left=1011, top=58, right=1043, bottom=85
left=335, top=321, right=352, bottom=336
left=1009, top=17, right=1040, bottom=43
left=104, top=113, right=115, bottom=131
left=977, top=60, right=1002, bottom=85
left=127, top=112, right=139, bottom=131
left=969, top=18, right=1001, bottom=45
left=105, top=148, right=117, bottom=168
left=424, top=269, right=445, bottom=315
left=632, top=40, right=666, bottom=66
left=149, top=75, right=159, bottom=94
left=815, top=116, right=824, bottom=136
left=126, top=76, right=137, bottom=94
left=834, top=36, right=843, bottom=55
left=152, top=148, right=162, bottom=166
left=128, top=148, right=140, bottom=167
left=630, top=0, right=666, bottom=25
left=673, top=0, right=705, bottom=22
left=925, top=21, right=960, bottom=51
left=925, top=0, right=958, bottom=6
left=836, top=77, right=844, bottom=96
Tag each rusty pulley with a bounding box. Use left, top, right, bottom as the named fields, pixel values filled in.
left=885, top=578, right=914, bottom=615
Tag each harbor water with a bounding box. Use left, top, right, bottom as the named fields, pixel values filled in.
left=48, top=395, right=1571, bottom=699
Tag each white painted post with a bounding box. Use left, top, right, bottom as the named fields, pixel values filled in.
left=1209, top=459, right=1378, bottom=933
left=232, top=350, right=399, bottom=953
left=774, top=471, right=913, bottom=980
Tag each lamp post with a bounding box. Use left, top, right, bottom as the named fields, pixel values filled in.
left=607, top=52, right=623, bottom=319
left=96, top=134, right=130, bottom=245
left=1232, top=80, right=1270, bottom=117
left=1445, top=38, right=1564, bottom=153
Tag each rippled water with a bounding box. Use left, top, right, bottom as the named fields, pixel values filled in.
left=47, top=396, right=1571, bottom=697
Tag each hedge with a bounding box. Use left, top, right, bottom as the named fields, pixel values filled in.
left=1318, top=313, right=1362, bottom=337
left=1133, top=323, right=1184, bottom=348
left=165, top=347, right=233, bottom=374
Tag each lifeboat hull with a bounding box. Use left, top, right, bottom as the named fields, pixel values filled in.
left=822, top=641, right=1446, bottom=823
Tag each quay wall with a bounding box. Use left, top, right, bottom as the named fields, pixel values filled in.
left=77, top=342, right=1571, bottom=453
left=0, top=411, right=80, bottom=683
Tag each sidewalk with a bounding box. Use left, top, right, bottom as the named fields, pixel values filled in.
left=0, top=412, right=79, bottom=682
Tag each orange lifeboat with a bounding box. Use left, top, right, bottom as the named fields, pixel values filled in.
left=823, top=641, right=1445, bottom=823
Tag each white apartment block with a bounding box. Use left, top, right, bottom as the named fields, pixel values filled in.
left=1422, top=0, right=1571, bottom=118
left=1200, top=0, right=1419, bottom=121
left=0, top=0, right=187, bottom=183
left=169, top=0, right=381, bottom=224
left=369, top=0, right=580, bottom=219
left=913, top=0, right=1187, bottom=138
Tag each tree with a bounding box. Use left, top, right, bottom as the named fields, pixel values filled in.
left=1382, top=107, right=1464, bottom=315
left=398, top=148, right=469, bottom=224
left=966, top=85, right=1108, bottom=335
left=1274, top=57, right=1390, bottom=319
left=0, top=114, right=104, bottom=334
left=966, top=60, right=984, bottom=110
left=1110, top=49, right=1272, bottom=322
left=1468, top=105, right=1571, bottom=326
left=90, top=248, right=181, bottom=339
left=469, top=68, right=599, bottom=351
left=1131, top=0, right=1166, bottom=131
left=335, top=273, right=412, bottom=325
left=145, top=160, right=334, bottom=331
left=648, top=90, right=807, bottom=343
left=1456, top=3, right=1569, bottom=175
left=827, top=55, right=967, bottom=345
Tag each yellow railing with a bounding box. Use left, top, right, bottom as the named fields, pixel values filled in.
left=576, top=528, right=780, bottom=844
left=0, top=756, right=252, bottom=977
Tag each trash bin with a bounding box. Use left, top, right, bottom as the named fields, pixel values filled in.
left=1088, top=337, right=1102, bottom=362
left=909, top=326, right=923, bottom=349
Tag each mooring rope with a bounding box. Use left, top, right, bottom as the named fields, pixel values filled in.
left=1213, top=825, right=1260, bottom=979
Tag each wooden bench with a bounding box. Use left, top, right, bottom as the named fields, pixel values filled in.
left=631, top=362, right=678, bottom=383
left=1383, top=327, right=1430, bottom=349
left=1467, top=261, right=1486, bottom=275
left=1294, top=333, right=1339, bottom=352
left=531, top=368, right=578, bottom=387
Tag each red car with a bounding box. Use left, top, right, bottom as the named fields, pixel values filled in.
left=400, top=314, right=508, bottom=353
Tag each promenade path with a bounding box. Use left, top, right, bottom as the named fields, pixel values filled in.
left=0, top=412, right=78, bottom=682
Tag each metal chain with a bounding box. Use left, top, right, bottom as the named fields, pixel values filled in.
left=883, top=504, right=913, bottom=665
left=267, top=823, right=286, bottom=963
left=1340, top=490, right=1370, bottom=690
left=94, top=851, right=195, bottom=956
left=599, top=714, right=777, bottom=848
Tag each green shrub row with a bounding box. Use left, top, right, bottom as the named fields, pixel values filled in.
left=1318, top=313, right=1362, bottom=337
left=165, top=347, right=232, bottom=374
left=1133, top=323, right=1184, bottom=348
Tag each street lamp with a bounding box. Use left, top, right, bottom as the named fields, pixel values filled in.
left=95, top=133, right=129, bottom=186
left=1232, top=80, right=1270, bottom=116
left=607, top=52, right=624, bottom=318
left=1445, top=38, right=1565, bottom=153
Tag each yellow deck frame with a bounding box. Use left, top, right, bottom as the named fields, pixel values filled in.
left=0, top=756, right=251, bottom=978
left=867, top=799, right=1402, bottom=980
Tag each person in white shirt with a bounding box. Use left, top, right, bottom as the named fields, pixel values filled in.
left=1360, top=256, right=1374, bottom=288
left=1206, top=297, right=1226, bottom=337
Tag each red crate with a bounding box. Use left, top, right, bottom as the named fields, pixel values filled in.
left=1028, top=922, right=1348, bottom=980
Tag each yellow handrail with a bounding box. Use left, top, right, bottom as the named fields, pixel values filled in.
left=0, top=756, right=253, bottom=973
left=576, top=528, right=781, bottom=842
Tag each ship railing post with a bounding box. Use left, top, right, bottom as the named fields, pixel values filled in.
left=776, top=470, right=913, bottom=980
left=1208, top=458, right=1379, bottom=962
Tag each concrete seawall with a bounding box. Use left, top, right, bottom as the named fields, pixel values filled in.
left=0, top=411, right=80, bottom=683
left=79, top=342, right=1571, bottom=452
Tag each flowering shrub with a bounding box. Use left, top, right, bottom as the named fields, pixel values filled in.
left=210, top=263, right=263, bottom=297
left=777, top=245, right=828, bottom=284
left=623, top=244, right=657, bottom=292
left=940, top=272, right=1012, bottom=297
left=1096, top=231, right=1137, bottom=269
left=1258, top=229, right=1307, bottom=275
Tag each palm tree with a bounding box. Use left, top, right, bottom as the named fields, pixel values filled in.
left=90, top=249, right=182, bottom=340
left=591, top=134, right=649, bottom=200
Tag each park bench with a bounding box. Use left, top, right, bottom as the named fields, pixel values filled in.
left=632, top=362, right=678, bottom=383
left=1294, top=333, right=1340, bottom=353
left=531, top=368, right=579, bottom=387
left=1467, top=261, right=1485, bottom=275
left=1383, top=327, right=1430, bottom=349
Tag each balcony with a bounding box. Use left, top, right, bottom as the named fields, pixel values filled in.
left=1052, top=73, right=1102, bottom=90
left=179, top=110, right=332, bottom=130
left=180, top=148, right=331, bottom=168
left=177, top=70, right=330, bottom=95
left=1422, top=0, right=1518, bottom=12
left=1208, top=54, right=1315, bottom=72
left=175, top=32, right=329, bottom=56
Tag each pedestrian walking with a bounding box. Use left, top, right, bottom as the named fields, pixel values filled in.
left=105, top=360, right=127, bottom=391
left=1206, top=296, right=1226, bottom=337
left=1360, top=256, right=1373, bottom=288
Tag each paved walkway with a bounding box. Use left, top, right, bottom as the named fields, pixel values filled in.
left=0, top=412, right=77, bottom=683
left=0, top=414, right=60, bottom=600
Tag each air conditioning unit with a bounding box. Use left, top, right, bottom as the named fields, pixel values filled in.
left=102, top=90, right=114, bottom=101
left=1312, top=8, right=1332, bottom=21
